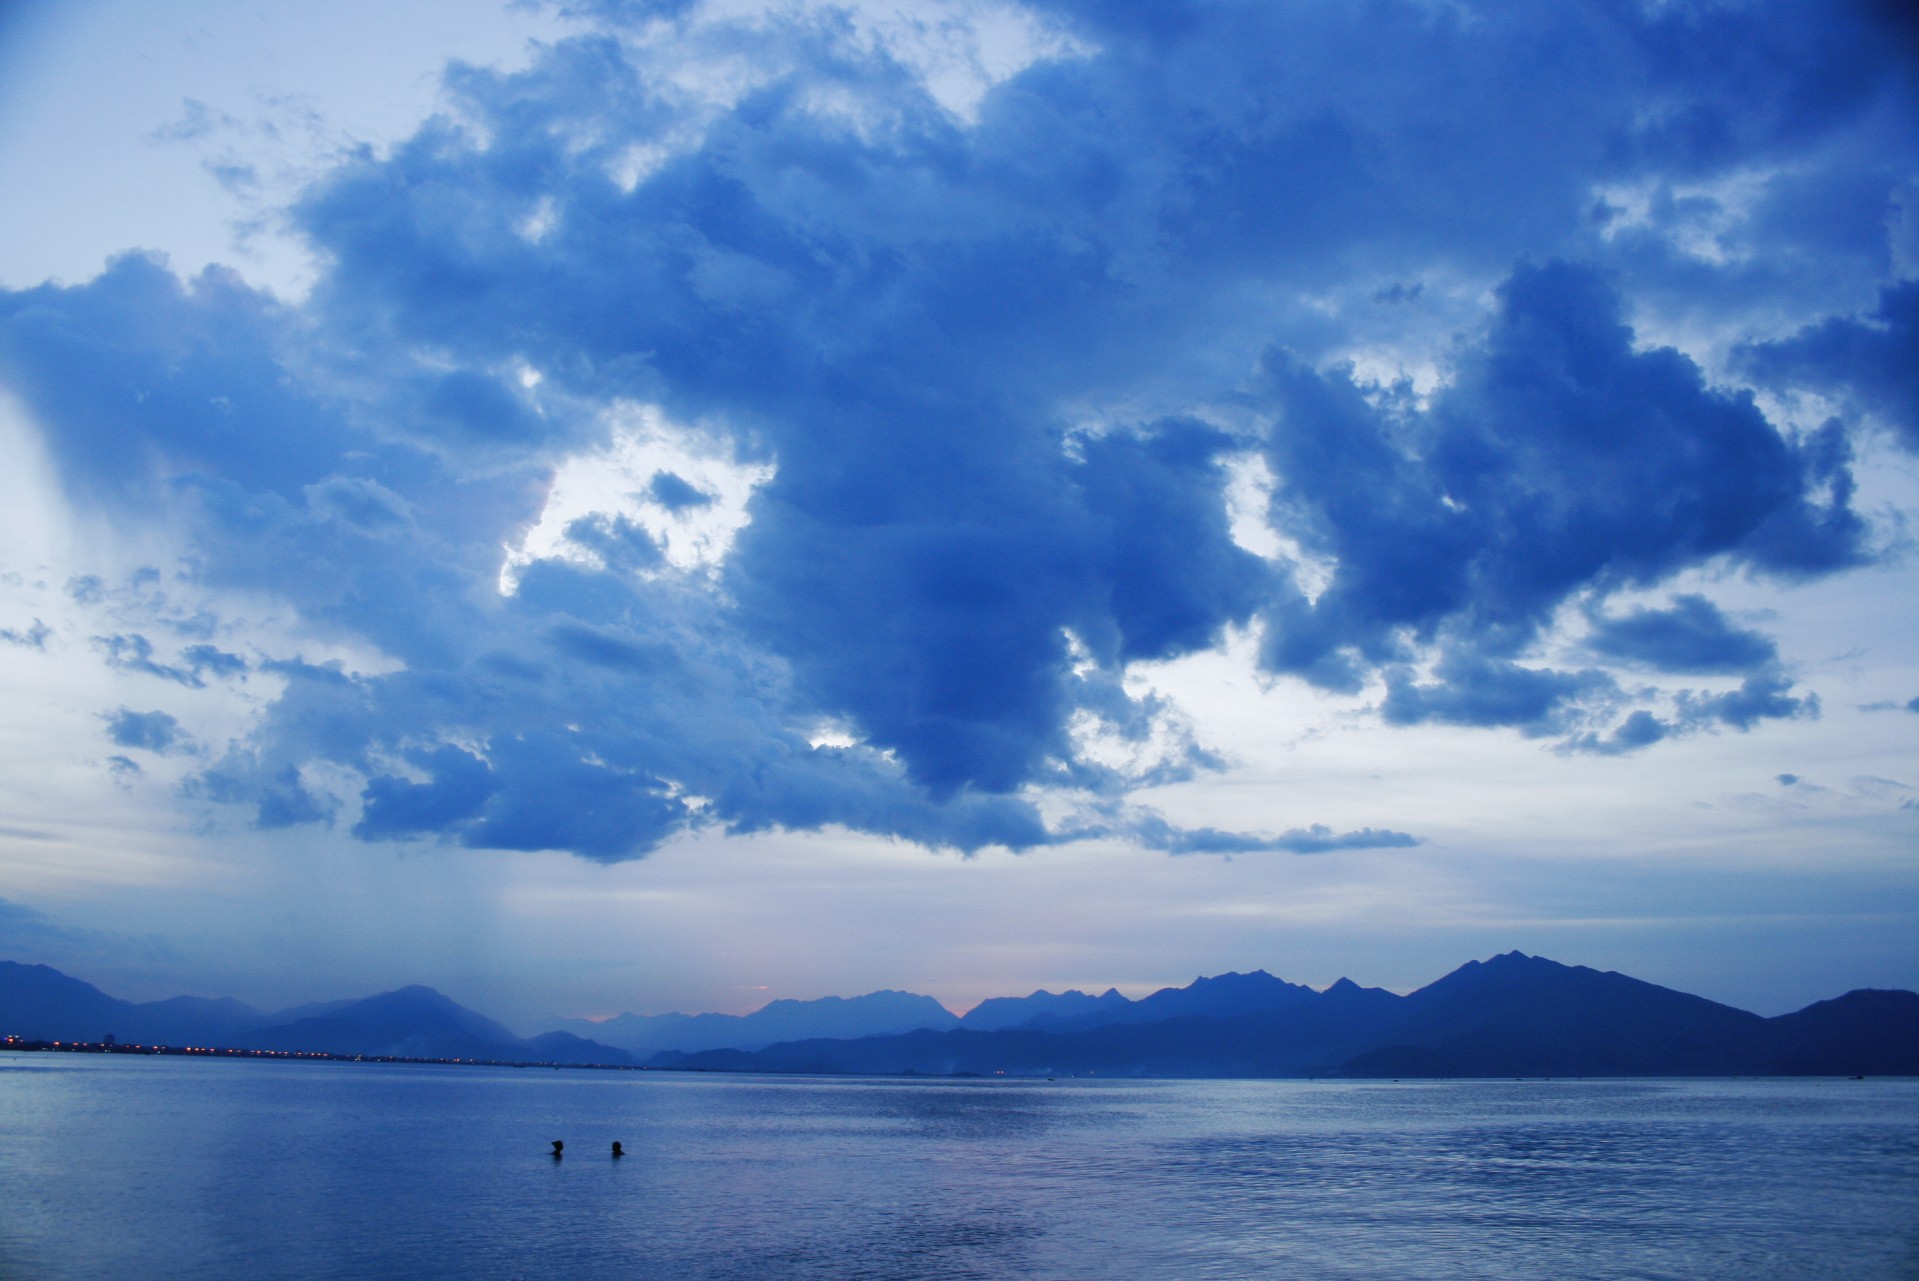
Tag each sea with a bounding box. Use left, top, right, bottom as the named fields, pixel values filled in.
left=1, top=1054, right=1914, bottom=1280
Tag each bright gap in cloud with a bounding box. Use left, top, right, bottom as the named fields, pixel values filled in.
left=499, top=401, right=773, bottom=593
left=842, top=0, right=1091, bottom=122
left=1592, top=168, right=1776, bottom=268
left=698, top=0, right=1090, bottom=122
left=1224, top=451, right=1340, bottom=602
left=1064, top=701, right=1198, bottom=785
left=805, top=721, right=861, bottom=750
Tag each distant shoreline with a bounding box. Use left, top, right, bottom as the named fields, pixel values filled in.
left=0, top=1035, right=646, bottom=1073
left=5, top=1038, right=1906, bottom=1083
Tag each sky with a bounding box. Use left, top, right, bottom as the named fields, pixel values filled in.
left=0, top=0, right=1914, bottom=1030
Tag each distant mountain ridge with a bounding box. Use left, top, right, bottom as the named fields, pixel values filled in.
left=0, top=962, right=268, bottom=1048
left=237, top=985, right=631, bottom=1064
left=542, top=969, right=1337, bottom=1053
left=0, top=962, right=631, bottom=1065
left=538, top=989, right=961, bottom=1057
left=6, top=953, right=1916, bottom=1077
left=958, top=986, right=1131, bottom=1031
left=1045, top=970, right=1327, bottom=1031
left=649, top=953, right=1919, bottom=1079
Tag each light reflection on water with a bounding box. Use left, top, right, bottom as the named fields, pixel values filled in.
left=0, top=1056, right=1914, bottom=1280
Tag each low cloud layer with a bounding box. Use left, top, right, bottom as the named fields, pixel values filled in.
left=1, top=0, right=1912, bottom=861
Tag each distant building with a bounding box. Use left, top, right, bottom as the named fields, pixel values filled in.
left=103, top=1033, right=115, bottom=1046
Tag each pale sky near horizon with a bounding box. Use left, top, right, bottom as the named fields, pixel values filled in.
left=1, top=0, right=1915, bottom=1031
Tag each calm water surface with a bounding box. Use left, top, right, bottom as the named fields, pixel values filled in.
left=1, top=1054, right=1914, bottom=1279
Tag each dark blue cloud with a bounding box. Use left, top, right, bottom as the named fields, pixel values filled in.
left=1382, top=657, right=1614, bottom=737
left=0, top=619, right=50, bottom=649
left=561, top=514, right=664, bottom=575
left=0, top=254, right=358, bottom=508
left=459, top=732, right=688, bottom=860
left=1605, top=0, right=1916, bottom=169
left=1586, top=596, right=1778, bottom=675
left=1676, top=673, right=1817, bottom=733
left=1, top=0, right=1909, bottom=859
left=419, top=370, right=547, bottom=445
left=102, top=708, right=187, bottom=754
left=1557, top=666, right=1820, bottom=755
left=1561, top=709, right=1671, bottom=758
left=1737, top=280, right=1919, bottom=451
left=547, top=617, right=676, bottom=671
left=344, top=684, right=714, bottom=860
left=305, top=476, right=414, bottom=534
left=1256, top=260, right=1858, bottom=737
left=96, top=634, right=200, bottom=686
left=647, top=471, right=714, bottom=512
left=192, top=765, right=336, bottom=830
left=725, top=409, right=1271, bottom=797
left=95, top=634, right=247, bottom=687
left=182, top=644, right=247, bottom=679
left=539, top=0, right=699, bottom=26
left=1123, top=814, right=1420, bottom=857
left=1560, top=667, right=1817, bottom=755
left=354, top=745, right=497, bottom=843
left=253, top=766, right=336, bottom=829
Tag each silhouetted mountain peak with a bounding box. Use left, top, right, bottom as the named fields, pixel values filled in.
left=1135, top=968, right=1317, bottom=1012
left=1795, top=988, right=1919, bottom=1013
left=1420, top=951, right=1597, bottom=994
left=1194, top=969, right=1272, bottom=985
left=338, top=985, right=500, bottom=1026
left=366, top=984, right=455, bottom=1005
left=960, top=985, right=1137, bottom=1032
left=517, top=1030, right=636, bottom=1065
left=0, top=960, right=272, bottom=1045
left=1322, top=975, right=1401, bottom=1005
left=1450, top=950, right=1546, bottom=973
left=2, top=959, right=119, bottom=1002
left=239, top=983, right=527, bottom=1059
left=6, top=961, right=71, bottom=980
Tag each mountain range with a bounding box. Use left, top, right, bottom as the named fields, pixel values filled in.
left=0, top=962, right=633, bottom=1065
left=651, top=954, right=1919, bottom=1078
left=535, top=989, right=961, bottom=1057
left=4, top=953, right=1916, bottom=1077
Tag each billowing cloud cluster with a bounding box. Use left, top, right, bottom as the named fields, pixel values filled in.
left=1, top=0, right=1912, bottom=860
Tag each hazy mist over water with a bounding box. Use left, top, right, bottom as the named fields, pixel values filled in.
left=2, top=1056, right=1915, bottom=1279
